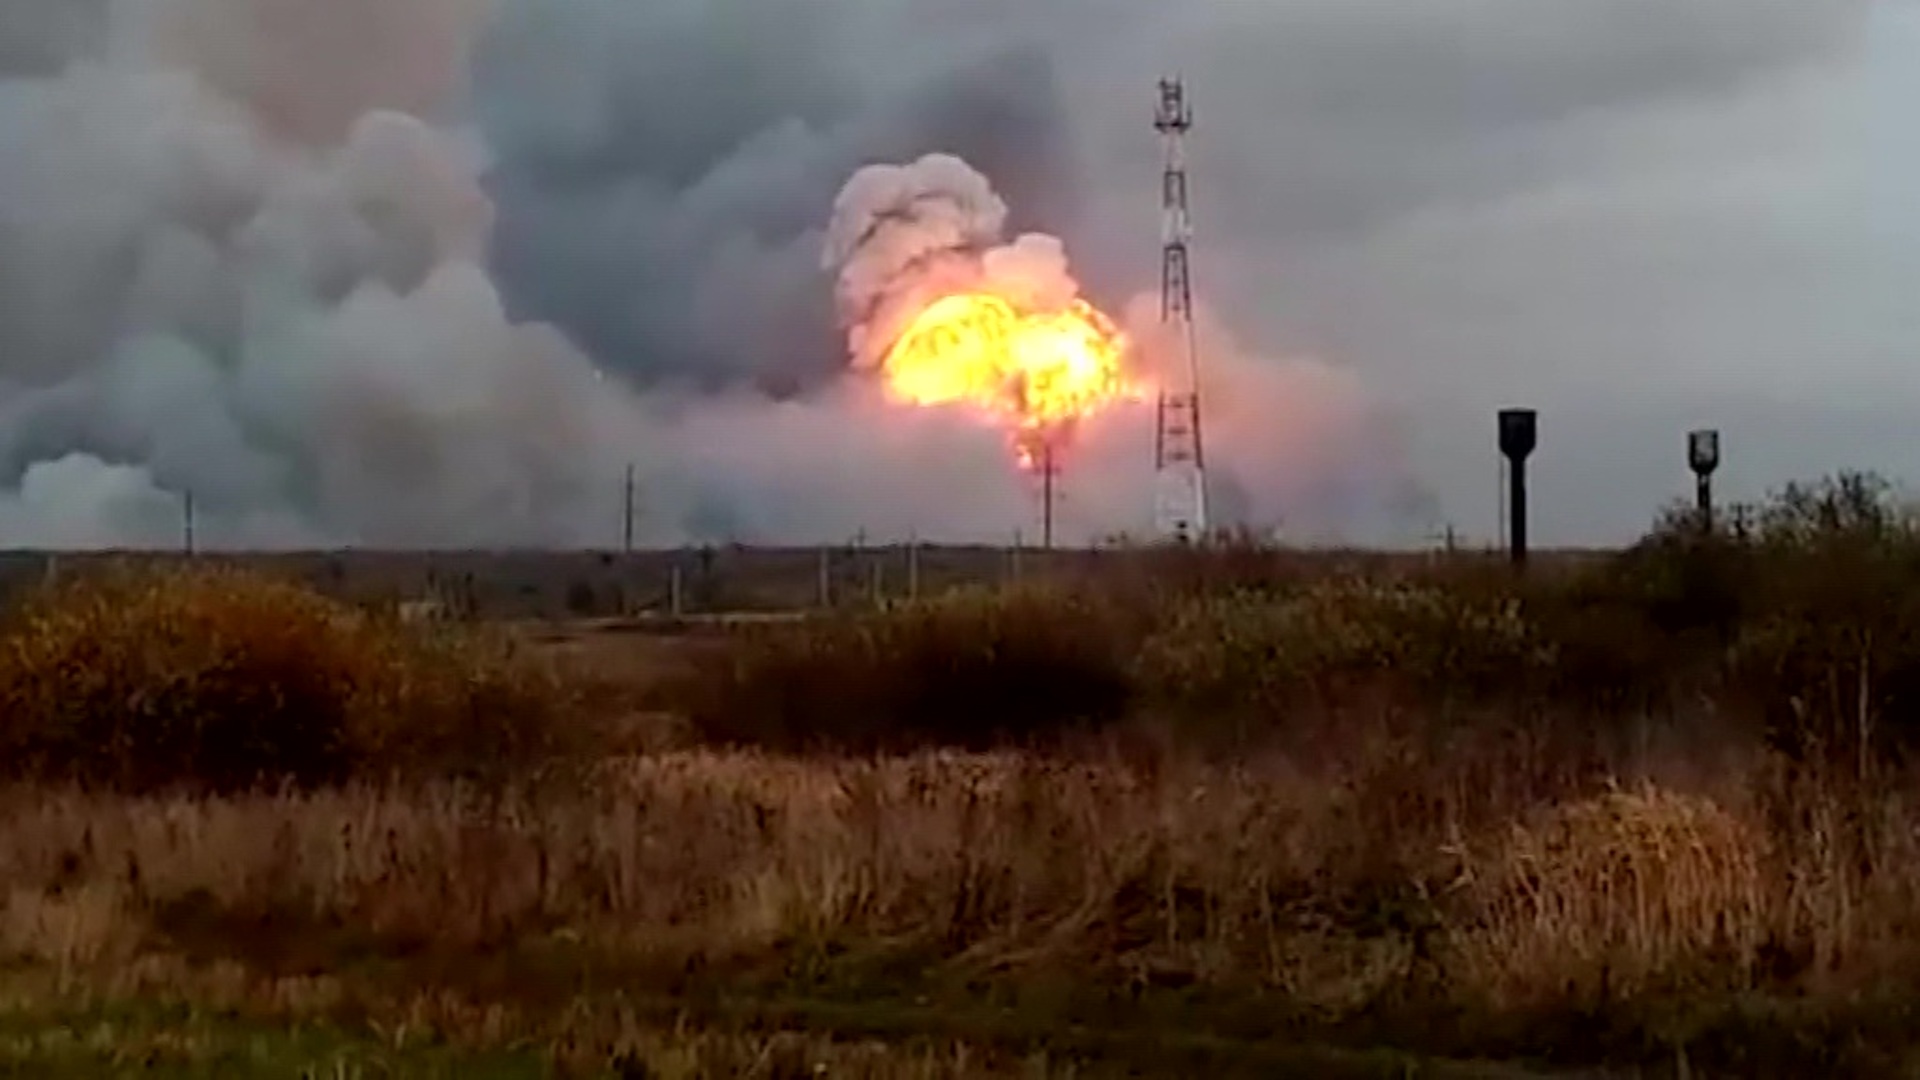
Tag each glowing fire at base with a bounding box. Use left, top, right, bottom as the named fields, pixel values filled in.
left=882, top=292, right=1140, bottom=471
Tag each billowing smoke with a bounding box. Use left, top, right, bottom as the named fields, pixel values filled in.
left=823, top=152, right=1085, bottom=372
left=817, top=150, right=1430, bottom=541
left=0, top=16, right=636, bottom=547
left=0, top=0, right=1439, bottom=549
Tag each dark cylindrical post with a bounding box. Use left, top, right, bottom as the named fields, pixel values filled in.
left=1497, top=409, right=1537, bottom=568
left=1688, top=429, right=1721, bottom=534
left=1041, top=444, right=1055, bottom=552
left=622, top=464, right=635, bottom=555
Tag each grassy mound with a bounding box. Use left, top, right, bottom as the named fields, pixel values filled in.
left=0, top=565, right=576, bottom=794
left=1447, top=786, right=1767, bottom=1009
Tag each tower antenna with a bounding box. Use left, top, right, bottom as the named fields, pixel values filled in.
left=1153, top=75, right=1208, bottom=544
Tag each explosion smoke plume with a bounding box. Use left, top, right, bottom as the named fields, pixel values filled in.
left=823, top=153, right=1137, bottom=471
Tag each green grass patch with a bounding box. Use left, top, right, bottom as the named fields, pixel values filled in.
left=0, top=997, right=547, bottom=1079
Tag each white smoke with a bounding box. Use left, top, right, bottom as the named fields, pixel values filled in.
left=822, top=152, right=1094, bottom=372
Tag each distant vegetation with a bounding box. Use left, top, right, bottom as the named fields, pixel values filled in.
left=683, top=470, right=1920, bottom=769
left=3, top=470, right=1920, bottom=1076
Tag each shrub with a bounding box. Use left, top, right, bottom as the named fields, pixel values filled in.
left=1687, top=474, right=1920, bottom=763
left=680, top=585, right=1134, bottom=752
left=1135, top=577, right=1551, bottom=719
left=0, top=564, right=577, bottom=794
left=1522, top=472, right=1920, bottom=732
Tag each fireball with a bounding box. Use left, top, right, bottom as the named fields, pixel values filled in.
left=881, top=292, right=1139, bottom=470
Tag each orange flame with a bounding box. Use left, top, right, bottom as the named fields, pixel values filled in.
left=881, top=292, right=1139, bottom=470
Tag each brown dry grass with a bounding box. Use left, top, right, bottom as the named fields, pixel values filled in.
left=3, top=711, right=1919, bottom=1074
left=1447, top=785, right=1771, bottom=1008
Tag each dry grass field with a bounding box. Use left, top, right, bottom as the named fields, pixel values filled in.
left=3, top=474, right=1920, bottom=1076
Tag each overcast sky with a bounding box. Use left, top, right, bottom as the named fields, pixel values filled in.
left=0, top=0, right=1904, bottom=547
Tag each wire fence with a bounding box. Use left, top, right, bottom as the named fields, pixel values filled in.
left=0, top=544, right=1110, bottom=623
left=0, top=533, right=1563, bottom=624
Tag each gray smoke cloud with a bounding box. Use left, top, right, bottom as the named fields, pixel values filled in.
left=0, top=0, right=1885, bottom=547
left=822, top=153, right=1013, bottom=373
left=822, top=153, right=1095, bottom=377
left=0, top=11, right=634, bottom=548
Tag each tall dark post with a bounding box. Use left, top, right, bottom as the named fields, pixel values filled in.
left=1040, top=440, right=1057, bottom=551
left=1688, top=429, right=1721, bottom=533
left=182, top=489, right=195, bottom=557
left=622, top=464, right=635, bottom=555
left=1497, top=409, right=1537, bottom=567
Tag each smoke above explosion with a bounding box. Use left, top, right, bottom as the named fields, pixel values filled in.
left=817, top=151, right=1433, bottom=538
left=822, top=153, right=1139, bottom=472
left=0, top=0, right=1432, bottom=549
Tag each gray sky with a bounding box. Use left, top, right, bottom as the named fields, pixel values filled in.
left=0, top=0, right=1902, bottom=547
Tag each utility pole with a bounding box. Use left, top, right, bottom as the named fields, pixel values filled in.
left=1039, top=439, right=1059, bottom=551
left=1152, top=75, right=1208, bottom=545
left=817, top=547, right=831, bottom=609
left=622, top=464, right=635, bottom=555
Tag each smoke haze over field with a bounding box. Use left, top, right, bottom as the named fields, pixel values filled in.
left=0, top=0, right=1894, bottom=547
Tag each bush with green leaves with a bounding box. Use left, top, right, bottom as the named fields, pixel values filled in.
left=1602, top=471, right=1920, bottom=761
left=1136, top=577, right=1552, bottom=717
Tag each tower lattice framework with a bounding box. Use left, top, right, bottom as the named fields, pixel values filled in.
left=1152, top=76, right=1208, bottom=544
